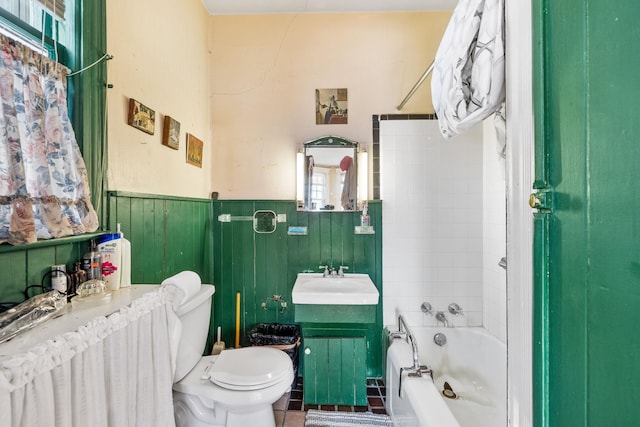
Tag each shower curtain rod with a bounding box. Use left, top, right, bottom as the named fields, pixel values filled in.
left=396, top=60, right=435, bottom=111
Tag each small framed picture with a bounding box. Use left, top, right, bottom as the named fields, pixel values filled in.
left=162, top=116, right=180, bottom=150
left=315, top=88, right=348, bottom=124
left=127, top=98, right=155, bottom=134
left=186, top=133, right=203, bottom=168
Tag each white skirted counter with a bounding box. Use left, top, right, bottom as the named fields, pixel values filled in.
left=0, top=285, right=183, bottom=427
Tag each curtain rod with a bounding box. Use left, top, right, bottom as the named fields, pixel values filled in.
left=396, top=60, right=435, bottom=111
left=67, top=53, right=113, bottom=77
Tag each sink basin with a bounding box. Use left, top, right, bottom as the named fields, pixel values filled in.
left=292, top=273, right=379, bottom=305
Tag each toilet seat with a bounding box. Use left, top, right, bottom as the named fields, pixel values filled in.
left=208, top=347, right=292, bottom=390
left=173, top=354, right=293, bottom=413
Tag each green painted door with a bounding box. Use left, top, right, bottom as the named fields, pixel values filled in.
left=302, top=336, right=367, bottom=406
left=532, top=1, right=640, bottom=425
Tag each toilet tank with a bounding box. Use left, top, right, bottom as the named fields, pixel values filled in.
left=173, top=284, right=215, bottom=382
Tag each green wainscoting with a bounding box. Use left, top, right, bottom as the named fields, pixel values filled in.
left=1, top=196, right=382, bottom=379
left=212, top=200, right=383, bottom=377
left=106, top=192, right=213, bottom=285
left=0, top=233, right=103, bottom=306
left=0, top=192, right=213, bottom=310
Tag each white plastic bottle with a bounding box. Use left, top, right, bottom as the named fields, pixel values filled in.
left=118, top=224, right=132, bottom=287
left=97, top=232, right=122, bottom=291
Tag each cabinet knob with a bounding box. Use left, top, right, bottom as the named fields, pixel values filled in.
left=304, top=347, right=311, bottom=355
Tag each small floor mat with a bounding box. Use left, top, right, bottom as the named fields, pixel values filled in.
left=304, top=409, right=392, bottom=427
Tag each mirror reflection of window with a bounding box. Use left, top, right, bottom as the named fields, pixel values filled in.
left=311, top=168, right=328, bottom=210
left=302, top=138, right=358, bottom=212
left=335, top=169, right=346, bottom=207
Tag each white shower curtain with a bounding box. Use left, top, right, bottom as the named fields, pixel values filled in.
left=431, top=0, right=505, bottom=139
left=0, top=287, right=182, bottom=427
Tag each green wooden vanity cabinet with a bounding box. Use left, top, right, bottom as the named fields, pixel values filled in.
left=296, top=305, right=375, bottom=406
left=302, top=335, right=367, bottom=406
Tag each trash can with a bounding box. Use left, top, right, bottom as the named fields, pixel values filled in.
left=248, top=323, right=301, bottom=387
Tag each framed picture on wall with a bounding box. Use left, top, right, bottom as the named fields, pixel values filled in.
left=315, top=88, right=348, bottom=124
left=162, top=116, right=180, bottom=150
left=186, top=133, right=203, bottom=168
left=127, top=98, right=155, bottom=134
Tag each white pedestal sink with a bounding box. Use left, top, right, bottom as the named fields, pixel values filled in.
left=292, top=273, right=379, bottom=305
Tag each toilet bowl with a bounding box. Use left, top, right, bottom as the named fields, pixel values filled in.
left=166, top=279, right=293, bottom=427
left=173, top=348, right=293, bottom=427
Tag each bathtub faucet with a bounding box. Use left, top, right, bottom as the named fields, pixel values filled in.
left=396, top=315, right=421, bottom=370
left=395, top=315, right=433, bottom=396
left=435, top=311, right=449, bottom=327
left=448, top=303, right=463, bottom=316
left=420, top=302, right=433, bottom=315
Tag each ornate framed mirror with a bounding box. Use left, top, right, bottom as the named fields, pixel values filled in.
left=298, top=136, right=359, bottom=212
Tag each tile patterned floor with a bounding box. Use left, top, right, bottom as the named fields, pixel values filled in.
left=273, top=378, right=387, bottom=427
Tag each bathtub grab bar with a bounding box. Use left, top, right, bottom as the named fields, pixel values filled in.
left=391, top=315, right=433, bottom=396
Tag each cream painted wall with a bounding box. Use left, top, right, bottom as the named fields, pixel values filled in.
left=106, top=0, right=211, bottom=198
left=210, top=12, right=450, bottom=199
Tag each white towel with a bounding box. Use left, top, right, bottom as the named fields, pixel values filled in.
left=161, top=271, right=201, bottom=304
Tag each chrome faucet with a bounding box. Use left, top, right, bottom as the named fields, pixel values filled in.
left=319, top=265, right=348, bottom=278
left=394, top=315, right=433, bottom=397
left=420, top=302, right=433, bottom=315
left=319, top=265, right=330, bottom=277
left=435, top=311, right=449, bottom=327
left=448, top=303, right=463, bottom=316
left=337, top=266, right=349, bottom=277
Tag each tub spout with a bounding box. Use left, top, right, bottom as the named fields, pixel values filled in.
left=436, top=311, right=449, bottom=327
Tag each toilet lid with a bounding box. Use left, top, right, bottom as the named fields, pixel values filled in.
left=208, top=347, right=293, bottom=390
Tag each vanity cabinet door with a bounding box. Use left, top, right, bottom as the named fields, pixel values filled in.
left=302, top=336, right=367, bottom=406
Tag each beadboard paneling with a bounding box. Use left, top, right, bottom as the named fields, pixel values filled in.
left=212, top=200, right=383, bottom=377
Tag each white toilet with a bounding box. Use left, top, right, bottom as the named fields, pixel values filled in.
left=171, top=284, right=294, bottom=427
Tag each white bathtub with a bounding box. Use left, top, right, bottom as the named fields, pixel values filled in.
left=385, top=327, right=506, bottom=427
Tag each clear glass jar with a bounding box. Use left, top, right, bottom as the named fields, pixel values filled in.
left=51, top=264, right=67, bottom=293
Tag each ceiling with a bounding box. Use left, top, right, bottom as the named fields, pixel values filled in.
left=201, top=0, right=458, bottom=15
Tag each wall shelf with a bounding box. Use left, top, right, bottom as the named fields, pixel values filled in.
left=0, top=232, right=104, bottom=254
left=354, top=226, right=375, bottom=234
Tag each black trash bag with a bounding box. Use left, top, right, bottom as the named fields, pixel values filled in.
left=248, top=323, right=301, bottom=387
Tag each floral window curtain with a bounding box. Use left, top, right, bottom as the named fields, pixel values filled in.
left=0, top=35, right=98, bottom=245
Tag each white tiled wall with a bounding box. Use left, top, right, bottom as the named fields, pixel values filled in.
left=380, top=118, right=507, bottom=343
left=482, top=122, right=507, bottom=342
left=381, top=119, right=484, bottom=330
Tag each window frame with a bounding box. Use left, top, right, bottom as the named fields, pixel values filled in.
left=0, top=6, right=69, bottom=64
